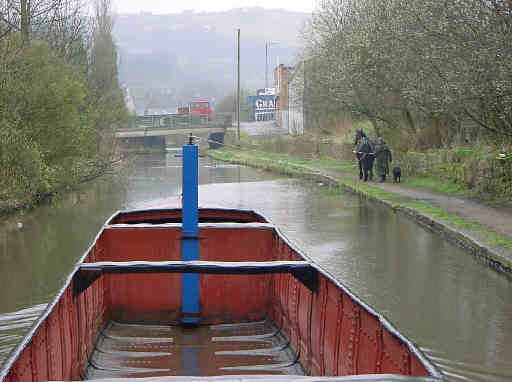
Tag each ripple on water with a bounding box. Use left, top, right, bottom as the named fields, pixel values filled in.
left=0, top=304, right=47, bottom=367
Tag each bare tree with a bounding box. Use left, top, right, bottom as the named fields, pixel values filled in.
left=0, top=0, right=19, bottom=39
left=301, top=0, right=512, bottom=144
left=0, top=0, right=86, bottom=51
left=40, top=0, right=88, bottom=63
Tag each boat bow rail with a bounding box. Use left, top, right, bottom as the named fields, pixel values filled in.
left=73, top=260, right=319, bottom=295
left=68, top=375, right=442, bottom=382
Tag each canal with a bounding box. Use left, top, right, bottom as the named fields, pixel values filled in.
left=1, top=152, right=511, bottom=381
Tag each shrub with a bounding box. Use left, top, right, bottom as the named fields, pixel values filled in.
left=0, top=125, right=44, bottom=207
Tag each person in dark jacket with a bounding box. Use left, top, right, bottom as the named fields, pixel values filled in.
left=357, top=136, right=375, bottom=181
left=354, top=129, right=367, bottom=180
left=374, top=137, right=392, bottom=182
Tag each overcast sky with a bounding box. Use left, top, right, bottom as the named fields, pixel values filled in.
left=113, top=0, right=316, bottom=14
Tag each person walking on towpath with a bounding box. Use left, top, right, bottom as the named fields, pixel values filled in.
left=354, top=129, right=374, bottom=181
left=357, top=136, right=375, bottom=182
left=374, top=137, right=392, bottom=182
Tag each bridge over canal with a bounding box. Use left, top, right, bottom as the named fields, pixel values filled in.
left=116, top=114, right=230, bottom=149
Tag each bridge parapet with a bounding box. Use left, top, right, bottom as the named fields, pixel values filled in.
left=134, top=114, right=203, bottom=129
left=127, top=113, right=232, bottom=130
left=116, top=113, right=231, bottom=144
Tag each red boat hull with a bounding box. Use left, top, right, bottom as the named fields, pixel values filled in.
left=0, top=208, right=440, bottom=381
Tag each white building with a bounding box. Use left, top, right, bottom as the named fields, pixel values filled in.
left=287, top=62, right=305, bottom=135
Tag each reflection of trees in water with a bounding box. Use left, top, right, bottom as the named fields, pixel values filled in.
left=0, top=175, right=129, bottom=315
left=357, top=200, right=381, bottom=253
left=0, top=228, right=5, bottom=260
left=358, top=201, right=369, bottom=228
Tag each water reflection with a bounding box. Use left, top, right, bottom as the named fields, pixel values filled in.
left=197, top=178, right=512, bottom=382
left=1, top=153, right=511, bottom=381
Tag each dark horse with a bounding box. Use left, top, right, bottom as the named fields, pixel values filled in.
left=354, top=131, right=375, bottom=182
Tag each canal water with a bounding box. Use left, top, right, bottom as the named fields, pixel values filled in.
left=1, top=152, right=511, bottom=381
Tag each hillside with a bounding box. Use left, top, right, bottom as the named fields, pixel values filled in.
left=114, top=7, right=309, bottom=114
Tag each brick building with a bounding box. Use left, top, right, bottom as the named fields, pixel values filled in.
left=273, top=64, right=293, bottom=127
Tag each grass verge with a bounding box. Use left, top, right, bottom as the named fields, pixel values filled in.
left=402, top=202, right=512, bottom=249
left=403, top=176, right=473, bottom=197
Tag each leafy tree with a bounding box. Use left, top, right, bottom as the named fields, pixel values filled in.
left=0, top=0, right=128, bottom=211
left=0, top=122, right=44, bottom=205
left=4, top=41, right=90, bottom=160
left=302, top=0, right=512, bottom=146
left=87, top=0, right=128, bottom=152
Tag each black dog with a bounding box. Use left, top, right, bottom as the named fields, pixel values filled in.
left=393, top=167, right=401, bottom=183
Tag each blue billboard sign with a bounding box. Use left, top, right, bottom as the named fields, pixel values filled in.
left=247, top=95, right=277, bottom=121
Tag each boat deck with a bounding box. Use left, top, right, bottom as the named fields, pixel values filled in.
left=85, top=320, right=305, bottom=379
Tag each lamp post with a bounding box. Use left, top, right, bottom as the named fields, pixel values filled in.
left=237, top=29, right=240, bottom=144
left=265, top=41, right=278, bottom=89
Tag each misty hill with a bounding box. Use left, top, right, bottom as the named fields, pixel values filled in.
left=113, top=7, right=309, bottom=114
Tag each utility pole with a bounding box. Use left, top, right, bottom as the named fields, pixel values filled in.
left=237, top=28, right=241, bottom=144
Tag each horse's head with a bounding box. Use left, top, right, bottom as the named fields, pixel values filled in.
left=355, top=129, right=368, bottom=145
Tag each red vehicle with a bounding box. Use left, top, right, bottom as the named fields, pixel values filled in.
left=176, top=100, right=211, bottom=122
left=189, top=99, right=211, bottom=121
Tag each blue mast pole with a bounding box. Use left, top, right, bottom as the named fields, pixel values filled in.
left=181, top=134, right=199, bottom=325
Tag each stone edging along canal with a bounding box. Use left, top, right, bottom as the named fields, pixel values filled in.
left=207, top=150, right=512, bottom=276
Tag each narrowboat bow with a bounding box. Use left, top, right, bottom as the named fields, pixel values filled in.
left=0, top=142, right=444, bottom=382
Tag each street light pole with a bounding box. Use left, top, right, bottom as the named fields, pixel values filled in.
left=237, top=28, right=241, bottom=144
left=265, top=41, right=278, bottom=90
